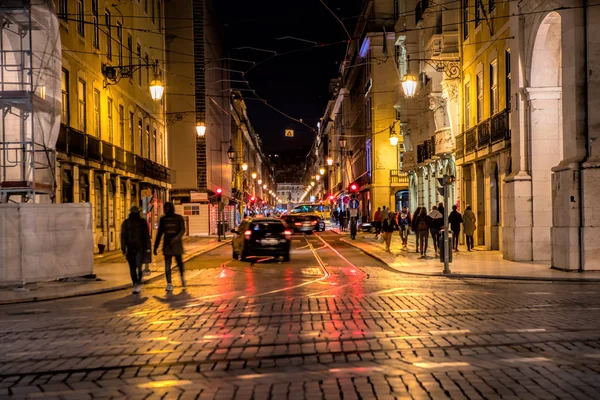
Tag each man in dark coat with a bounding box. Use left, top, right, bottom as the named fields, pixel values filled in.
left=448, top=205, right=463, bottom=251
left=154, top=202, right=186, bottom=291
left=121, top=206, right=150, bottom=294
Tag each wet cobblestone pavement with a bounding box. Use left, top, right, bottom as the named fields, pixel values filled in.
left=1, top=232, right=600, bottom=399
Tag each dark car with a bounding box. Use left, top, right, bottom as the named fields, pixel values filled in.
left=231, top=218, right=291, bottom=261
left=281, top=213, right=325, bottom=233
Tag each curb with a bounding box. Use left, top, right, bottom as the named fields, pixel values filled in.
left=340, top=238, right=600, bottom=283
left=0, top=240, right=231, bottom=305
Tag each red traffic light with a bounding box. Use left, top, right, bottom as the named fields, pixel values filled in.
left=216, top=188, right=223, bottom=194
left=329, top=195, right=335, bottom=201
left=349, top=183, right=358, bottom=192
left=250, top=196, right=255, bottom=202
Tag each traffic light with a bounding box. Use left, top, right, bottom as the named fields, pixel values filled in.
left=329, top=195, right=335, bottom=202
left=216, top=187, right=223, bottom=202
left=250, top=196, right=255, bottom=203
left=348, top=182, right=359, bottom=193
left=436, top=175, right=455, bottom=196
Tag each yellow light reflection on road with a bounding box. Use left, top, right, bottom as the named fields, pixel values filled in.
left=138, top=379, right=192, bottom=389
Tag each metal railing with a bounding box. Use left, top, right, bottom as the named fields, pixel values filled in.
left=477, top=119, right=491, bottom=150
left=455, top=134, right=464, bottom=159
left=390, top=170, right=409, bottom=184
left=491, top=108, right=510, bottom=143
left=465, top=127, right=477, bottom=155
left=56, top=124, right=170, bottom=183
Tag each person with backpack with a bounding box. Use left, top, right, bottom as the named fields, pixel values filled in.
left=411, top=206, right=422, bottom=253
left=121, top=206, right=150, bottom=294
left=448, top=205, right=463, bottom=251
left=154, top=202, right=187, bottom=291
left=381, top=211, right=398, bottom=251
left=397, top=206, right=411, bottom=249
left=415, top=207, right=430, bottom=256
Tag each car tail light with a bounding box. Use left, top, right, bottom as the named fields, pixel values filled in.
left=284, top=230, right=292, bottom=237
left=294, top=222, right=302, bottom=226
left=244, top=230, right=252, bottom=239
left=311, top=220, right=317, bottom=225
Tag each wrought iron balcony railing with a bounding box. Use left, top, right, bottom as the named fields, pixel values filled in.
left=477, top=118, right=491, bottom=150
left=465, top=127, right=477, bottom=155
left=390, top=170, right=409, bottom=185
left=491, top=108, right=510, bottom=143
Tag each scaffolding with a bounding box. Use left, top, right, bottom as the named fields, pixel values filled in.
left=0, top=0, right=61, bottom=203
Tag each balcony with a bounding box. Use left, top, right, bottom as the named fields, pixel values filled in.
left=455, top=134, right=464, bottom=159
left=434, top=127, right=454, bottom=155
left=465, top=127, right=477, bottom=155
left=491, top=108, right=510, bottom=143
left=477, top=119, right=491, bottom=150
left=55, top=124, right=170, bottom=183
left=390, top=170, right=409, bottom=185
left=87, top=135, right=102, bottom=162
left=102, top=141, right=114, bottom=165
left=417, top=143, right=425, bottom=164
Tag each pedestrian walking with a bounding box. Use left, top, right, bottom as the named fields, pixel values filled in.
left=373, top=207, right=382, bottom=236
left=411, top=206, right=422, bottom=253
left=437, top=202, right=445, bottom=218
left=448, top=205, right=463, bottom=251
left=397, top=206, right=411, bottom=248
left=415, top=208, right=430, bottom=256
left=121, top=206, right=150, bottom=295
left=380, top=205, right=390, bottom=221
left=463, top=205, right=476, bottom=251
left=154, top=202, right=186, bottom=292
left=428, top=206, right=443, bottom=257
left=381, top=211, right=398, bottom=251
left=332, top=209, right=339, bottom=227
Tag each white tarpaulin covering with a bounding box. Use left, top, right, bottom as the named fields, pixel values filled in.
left=0, top=203, right=93, bottom=284
left=0, top=0, right=61, bottom=188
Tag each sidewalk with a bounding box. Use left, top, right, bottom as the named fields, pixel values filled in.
left=330, top=228, right=600, bottom=282
left=0, top=237, right=229, bottom=305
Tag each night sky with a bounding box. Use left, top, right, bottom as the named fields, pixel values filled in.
left=214, top=0, right=363, bottom=154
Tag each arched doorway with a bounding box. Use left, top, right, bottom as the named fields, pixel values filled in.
left=528, top=12, right=563, bottom=261
left=395, top=190, right=409, bottom=212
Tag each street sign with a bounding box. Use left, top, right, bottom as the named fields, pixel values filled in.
left=285, top=129, right=294, bottom=137
left=342, top=196, right=350, bottom=204
left=349, top=199, right=359, bottom=209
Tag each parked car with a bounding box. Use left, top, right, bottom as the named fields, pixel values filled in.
left=231, top=218, right=291, bottom=261
left=281, top=213, right=325, bottom=233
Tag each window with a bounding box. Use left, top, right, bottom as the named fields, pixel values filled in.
left=136, top=44, right=142, bottom=85
left=57, top=0, right=68, bottom=20
left=117, top=22, right=123, bottom=66
left=138, top=119, right=143, bottom=155
left=146, top=124, right=150, bottom=158
left=158, top=0, right=162, bottom=31
left=127, top=35, right=133, bottom=74
left=505, top=49, right=511, bottom=110
left=105, top=11, right=112, bottom=60
left=489, top=0, right=495, bottom=12
left=76, top=0, right=84, bottom=37
left=144, top=53, right=149, bottom=86
left=61, top=69, right=69, bottom=124
left=95, top=174, right=103, bottom=228
left=476, top=73, right=483, bottom=122
left=129, top=112, right=135, bottom=151
left=475, top=0, right=482, bottom=27
left=490, top=60, right=498, bottom=115
left=107, top=97, right=113, bottom=142
left=463, top=0, right=469, bottom=39
left=365, top=96, right=372, bottom=129
left=77, top=79, right=86, bottom=131
left=151, top=0, right=155, bottom=23
left=119, top=105, right=125, bottom=148
left=92, top=0, right=99, bottom=49
left=152, top=129, right=157, bottom=161
left=93, top=89, right=101, bottom=137
left=144, top=0, right=148, bottom=13
left=464, top=82, right=471, bottom=129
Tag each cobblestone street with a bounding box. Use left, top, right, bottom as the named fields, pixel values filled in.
left=1, top=232, right=600, bottom=399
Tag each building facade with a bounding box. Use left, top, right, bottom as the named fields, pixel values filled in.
left=55, top=0, right=170, bottom=252
left=317, top=0, right=409, bottom=220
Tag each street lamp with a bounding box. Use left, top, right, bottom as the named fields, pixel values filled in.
left=319, top=167, right=325, bottom=175
left=196, top=122, right=206, bottom=137
left=241, top=163, right=248, bottom=171
left=327, top=157, right=333, bottom=166
left=401, top=57, right=417, bottom=98
left=389, top=127, right=399, bottom=146
left=251, top=172, right=257, bottom=179
left=263, top=184, right=267, bottom=190
left=339, top=135, right=347, bottom=150
left=227, top=145, right=235, bottom=162
left=149, top=74, right=165, bottom=101
left=311, top=181, right=315, bottom=187
left=258, top=179, right=262, bottom=185
left=315, top=175, right=320, bottom=181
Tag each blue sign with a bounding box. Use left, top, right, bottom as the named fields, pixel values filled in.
left=349, top=199, right=359, bottom=209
